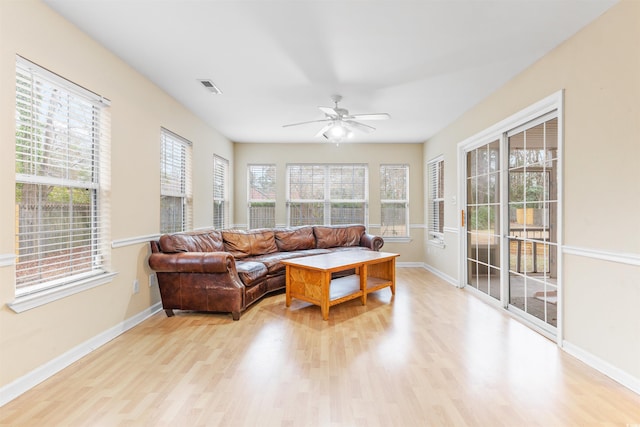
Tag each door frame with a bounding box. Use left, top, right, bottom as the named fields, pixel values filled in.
left=457, top=90, right=565, bottom=345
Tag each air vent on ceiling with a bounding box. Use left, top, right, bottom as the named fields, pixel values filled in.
left=198, top=79, right=222, bottom=94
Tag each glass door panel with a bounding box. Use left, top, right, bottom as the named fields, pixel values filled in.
left=466, top=140, right=501, bottom=300
left=508, top=118, right=558, bottom=328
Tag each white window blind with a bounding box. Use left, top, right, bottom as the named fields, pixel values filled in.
left=427, top=157, right=445, bottom=243
left=15, top=56, right=111, bottom=293
left=287, top=164, right=367, bottom=226
left=380, top=164, right=409, bottom=238
left=248, top=164, right=276, bottom=229
left=160, top=129, right=192, bottom=233
left=213, top=155, right=229, bottom=229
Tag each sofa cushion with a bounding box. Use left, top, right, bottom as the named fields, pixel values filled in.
left=249, top=252, right=293, bottom=275
left=234, top=260, right=268, bottom=287
left=327, top=246, right=370, bottom=253
left=314, top=225, right=365, bottom=249
left=222, top=229, right=278, bottom=259
left=158, top=229, right=224, bottom=253
left=249, top=248, right=331, bottom=275
left=274, top=226, right=315, bottom=252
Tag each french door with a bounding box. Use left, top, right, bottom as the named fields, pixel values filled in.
left=462, top=97, right=561, bottom=337
left=466, top=140, right=502, bottom=301
left=506, top=115, right=559, bottom=329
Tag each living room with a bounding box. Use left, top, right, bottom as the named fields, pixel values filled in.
left=1, top=0, right=639, bottom=424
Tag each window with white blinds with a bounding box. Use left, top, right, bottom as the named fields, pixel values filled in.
left=160, top=129, right=192, bottom=233
left=213, top=155, right=229, bottom=229
left=380, top=164, right=409, bottom=238
left=248, top=164, right=276, bottom=229
left=287, top=164, right=367, bottom=226
left=15, top=56, right=111, bottom=293
left=427, top=156, right=445, bottom=243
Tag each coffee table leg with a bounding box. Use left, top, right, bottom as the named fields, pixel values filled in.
left=285, top=265, right=291, bottom=307
left=321, top=271, right=330, bottom=320
left=390, top=258, right=396, bottom=296
left=360, top=263, right=367, bottom=305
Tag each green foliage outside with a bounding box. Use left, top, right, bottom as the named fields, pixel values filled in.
left=469, top=205, right=496, bottom=230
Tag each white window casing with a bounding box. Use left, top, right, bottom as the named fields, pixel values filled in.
left=248, top=164, right=276, bottom=229
left=12, top=55, right=114, bottom=310
left=286, top=164, right=368, bottom=227
left=380, top=164, right=410, bottom=239
left=160, top=128, right=192, bottom=233
left=213, top=154, right=229, bottom=229
left=427, top=156, right=445, bottom=246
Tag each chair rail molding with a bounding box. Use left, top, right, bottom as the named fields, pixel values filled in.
left=0, top=253, right=15, bottom=267
left=562, top=245, right=640, bottom=266
left=112, top=234, right=161, bottom=249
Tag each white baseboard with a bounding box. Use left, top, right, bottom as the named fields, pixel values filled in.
left=396, top=261, right=425, bottom=268
left=562, top=341, right=640, bottom=396
left=397, top=261, right=459, bottom=287
left=422, top=263, right=459, bottom=287
left=0, top=302, right=163, bottom=407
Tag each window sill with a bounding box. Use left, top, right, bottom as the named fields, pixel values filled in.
left=428, top=239, right=446, bottom=249
left=7, top=271, right=118, bottom=313
left=381, top=236, right=412, bottom=243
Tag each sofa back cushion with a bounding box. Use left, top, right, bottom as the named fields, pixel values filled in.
left=158, top=229, right=224, bottom=253
left=222, top=229, right=278, bottom=259
left=314, top=225, right=365, bottom=249
left=274, top=226, right=315, bottom=252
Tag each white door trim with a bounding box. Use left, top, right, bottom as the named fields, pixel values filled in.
left=457, top=90, right=564, bottom=345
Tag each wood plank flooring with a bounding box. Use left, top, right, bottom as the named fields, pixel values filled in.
left=1, top=268, right=639, bottom=426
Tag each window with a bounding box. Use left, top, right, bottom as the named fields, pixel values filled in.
left=160, top=129, right=192, bottom=233
left=380, top=164, right=409, bottom=238
left=213, top=155, right=229, bottom=229
left=248, top=164, right=276, bottom=229
left=427, top=156, right=445, bottom=244
left=14, top=56, right=111, bottom=295
left=287, top=164, right=367, bottom=226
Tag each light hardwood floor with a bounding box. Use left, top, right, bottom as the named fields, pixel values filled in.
left=1, top=268, right=639, bottom=426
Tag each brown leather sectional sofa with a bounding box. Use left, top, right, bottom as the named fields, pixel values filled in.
left=148, top=224, right=384, bottom=320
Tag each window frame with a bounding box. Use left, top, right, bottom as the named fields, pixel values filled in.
left=213, top=154, right=229, bottom=229
left=379, top=164, right=410, bottom=240
left=286, top=163, right=368, bottom=227
left=160, top=128, right=192, bottom=234
left=10, top=56, right=115, bottom=312
left=427, top=156, right=445, bottom=246
left=247, top=164, right=276, bottom=229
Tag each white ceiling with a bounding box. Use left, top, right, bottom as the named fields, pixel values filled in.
left=43, top=0, right=616, bottom=144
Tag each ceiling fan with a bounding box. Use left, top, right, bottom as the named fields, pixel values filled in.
left=283, top=95, right=390, bottom=142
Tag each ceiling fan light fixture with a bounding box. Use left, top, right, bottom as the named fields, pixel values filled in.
left=283, top=95, right=389, bottom=143
left=323, top=121, right=353, bottom=142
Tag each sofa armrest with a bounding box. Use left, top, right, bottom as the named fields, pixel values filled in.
left=149, top=251, right=237, bottom=274
left=360, top=233, right=384, bottom=251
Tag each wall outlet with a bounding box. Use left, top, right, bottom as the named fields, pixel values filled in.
left=149, top=273, right=156, bottom=287
left=133, top=279, right=140, bottom=294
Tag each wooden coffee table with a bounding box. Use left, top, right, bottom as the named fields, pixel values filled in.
left=282, top=251, right=399, bottom=320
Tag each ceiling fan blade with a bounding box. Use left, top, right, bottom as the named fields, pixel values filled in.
left=346, top=113, right=390, bottom=121
left=282, top=118, right=332, bottom=128
left=315, top=123, right=334, bottom=138
left=344, top=120, right=376, bottom=133
left=319, top=106, right=339, bottom=118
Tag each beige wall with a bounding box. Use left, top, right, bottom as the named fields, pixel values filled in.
left=424, top=0, right=640, bottom=383
left=233, top=143, right=424, bottom=263
left=0, top=0, right=233, bottom=388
